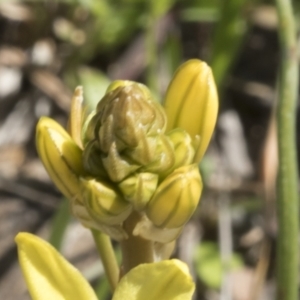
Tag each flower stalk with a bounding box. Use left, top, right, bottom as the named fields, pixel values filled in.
left=91, top=229, right=119, bottom=292
left=120, top=212, right=154, bottom=275
left=275, top=0, right=299, bottom=299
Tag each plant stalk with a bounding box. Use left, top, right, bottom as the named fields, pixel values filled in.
left=120, top=212, right=154, bottom=275
left=91, top=229, right=119, bottom=292
left=275, top=0, right=299, bottom=299
left=49, top=198, right=71, bottom=250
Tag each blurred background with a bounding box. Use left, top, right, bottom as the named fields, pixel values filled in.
left=0, top=0, right=299, bottom=299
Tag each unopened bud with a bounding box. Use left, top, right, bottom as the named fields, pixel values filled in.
left=36, top=117, right=85, bottom=200
left=167, top=129, right=195, bottom=170
left=163, top=59, right=218, bottom=163
left=96, top=84, right=166, bottom=153
left=118, top=172, right=158, bottom=211
left=102, top=142, right=140, bottom=182
left=80, top=178, right=132, bottom=226
left=146, top=164, right=202, bottom=229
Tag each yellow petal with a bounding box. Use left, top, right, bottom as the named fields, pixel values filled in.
left=164, top=59, right=219, bottom=162
left=112, top=259, right=194, bottom=300
left=15, top=233, right=98, bottom=300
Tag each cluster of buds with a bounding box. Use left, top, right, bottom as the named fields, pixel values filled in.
left=36, top=60, right=218, bottom=243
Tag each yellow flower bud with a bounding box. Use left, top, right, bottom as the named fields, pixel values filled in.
left=146, top=164, right=202, bottom=229
left=80, top=178, right=132, bottom=226
left=118, top=172, right=158, bottom=211
left=163, top=59, right=218, bottom=163
left=36, top=117, right=85, bottom=200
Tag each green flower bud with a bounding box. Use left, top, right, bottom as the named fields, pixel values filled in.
left=167, top=129, right=195, bottom=170
left=118, top=172, right=158, bottom=211
left=82, top=82, right=178, bottom=182
left=146, top=164, right=202, bottom=229
left=101, top=142, right=140, bottom=182
left=80, top=178, right=132, bottom=226
left=106, top=80, right=152, bottom=101
left=96, top=84, right=166, bottom=152
left=140, top=134, right=175, bottom=173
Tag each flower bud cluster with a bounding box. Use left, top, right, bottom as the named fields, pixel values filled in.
left=36, top=60, right=218, bottom=242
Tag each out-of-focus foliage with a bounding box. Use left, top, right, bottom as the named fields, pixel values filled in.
left=194, top=242, right=244, bottom=289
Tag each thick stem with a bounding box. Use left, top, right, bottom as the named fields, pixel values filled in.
left=120, top=212, right=154, bottom=275
left=91, top=229, right=119, bottom=292
left=275, top=0, right=299, bottom=299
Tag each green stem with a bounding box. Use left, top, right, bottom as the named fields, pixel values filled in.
left=275, top=0, right=299, bottom=299
left=120, top=212, right=154, bottom=275
left=91, top=229, right=119, bottom=292
left=49, top=198, right=71, bottom=250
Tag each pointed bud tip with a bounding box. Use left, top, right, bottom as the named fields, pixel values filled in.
left=164, top=59, right=218, bottom=163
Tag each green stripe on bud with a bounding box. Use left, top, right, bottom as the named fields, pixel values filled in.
left=146, top=164, right=202, bottom=229
left=81, top=178, right=132, bottom=226
left=36, top=117, right=85, bottom=201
